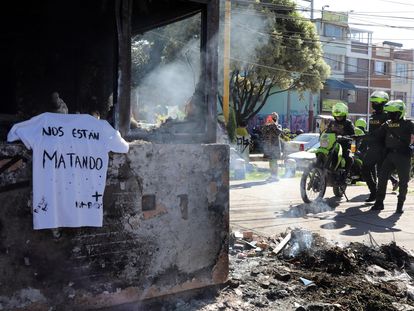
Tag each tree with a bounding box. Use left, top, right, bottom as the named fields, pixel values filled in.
left=221, top=0, right=330, bottom=125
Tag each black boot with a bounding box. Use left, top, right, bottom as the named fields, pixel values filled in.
left=370, top=201, right=384, bottom=211
left=396, top=201, right=404, bottom=214
left=365, top=193, right=376, bottom=202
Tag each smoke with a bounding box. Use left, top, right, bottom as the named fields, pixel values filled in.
left=132, top=39, right=200, bottom=125
left=229, top=6, right=271, bottom=65
left=288, top=229, right=314, bottom=258
left=131, top=35, right=200, bottom=126
left=284, top=200, right=334, bottom=218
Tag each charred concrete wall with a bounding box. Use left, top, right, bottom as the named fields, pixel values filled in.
left=0, top=141, right=229, bottom=310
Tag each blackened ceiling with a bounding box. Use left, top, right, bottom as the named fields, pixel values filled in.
left=0, top=0, right=206, bottom=116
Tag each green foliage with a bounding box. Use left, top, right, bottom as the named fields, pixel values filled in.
left=131, top=14, right=201, bottom=86
left=229, top=0, right=330, bottom=124
left=227, top=105, right=237, bottom=143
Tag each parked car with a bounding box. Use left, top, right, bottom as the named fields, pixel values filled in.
left=283, top=133, right=320, bottom=157
left=284, top=134, right=320, bottom=176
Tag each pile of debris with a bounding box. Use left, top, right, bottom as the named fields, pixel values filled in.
left=157, top=229, right=414, bottom=311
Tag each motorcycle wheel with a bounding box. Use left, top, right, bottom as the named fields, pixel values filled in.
left=300, top=166, right=326, bottom=203
left=333, top=185, right=347, bottom=198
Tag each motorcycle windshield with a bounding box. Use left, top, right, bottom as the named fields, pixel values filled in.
left=319, top=133, right=336, bottom=150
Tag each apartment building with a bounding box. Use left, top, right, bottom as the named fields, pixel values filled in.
left=344, top=28, right=372, bottom=115
left=392, top=48, right=414, bottom=117
left=315, top=11, right=357, bottom=115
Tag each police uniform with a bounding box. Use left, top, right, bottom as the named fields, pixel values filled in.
left=374, top=118, right=414, bottom=211
left=326, top=118, right=355, bottom=169
left=361, top=111, right=389, bottom=197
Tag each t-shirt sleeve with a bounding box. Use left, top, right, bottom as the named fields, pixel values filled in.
left=102, top=121, right=129, bottom=153
left=7, top=116, right=42, bottom=149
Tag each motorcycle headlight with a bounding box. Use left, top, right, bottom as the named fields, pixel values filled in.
left=320, top=138, right=329, bottom=148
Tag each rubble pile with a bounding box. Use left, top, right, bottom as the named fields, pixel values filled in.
left=155, top=229, right=414, bottom=311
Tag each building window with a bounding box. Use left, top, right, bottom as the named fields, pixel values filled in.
left=345, top=89, right=356, bottom=104
left=374, top=61, right=388, bottom=75
left=324, top=24, right=344, bottom=39
left=395, top=63, right=408, bottom=83
left=349, top=30, right=370, bottom=44
left=130, top=13, right=202, bottom=131
left=346, top=57, right=358, bottom=73
left=324, top=53, right=343, bottom=71
left=393, top=91, right=407, bottom=102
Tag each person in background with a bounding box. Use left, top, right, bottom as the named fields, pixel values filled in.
left=362, top=91, right=399, bottom=202
left=262, top=112, right=285, bottom=181
left=371, top=100, right=414, bottom=213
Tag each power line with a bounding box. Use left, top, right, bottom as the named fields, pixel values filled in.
left=231, top=6, right=414, bottom=31
left=231, top=17, right=414, bottom=54
left=143, top=17, right=414, bottom=91
left=231, top=0, right=414, bottom=30
left=231, top=8, right=414, bottom=50
left=230, top=20, right=414, bottom=81
left=377, top=0, right=414, bottom=7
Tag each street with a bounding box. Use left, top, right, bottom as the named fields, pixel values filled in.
left=230, top=174, right=414, bottom=251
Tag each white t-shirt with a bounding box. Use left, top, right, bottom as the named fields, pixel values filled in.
left=7, top=112, right=129, bottom=230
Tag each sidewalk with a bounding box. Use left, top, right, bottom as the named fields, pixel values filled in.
left=230, top=176, right=414, bottom=252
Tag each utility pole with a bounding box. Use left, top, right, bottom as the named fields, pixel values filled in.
left=303, top=0, right=314, bottom=131
left=366, top=33, right=372, bottom=126
left=223, top=0, right=231, bottom=123
left=302, top=0, right=314, bottom=20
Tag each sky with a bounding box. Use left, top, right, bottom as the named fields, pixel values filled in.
left=296, top=0, right=414, bottom=49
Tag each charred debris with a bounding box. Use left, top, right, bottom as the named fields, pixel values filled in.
left=137, top=228, right=414, bottom=311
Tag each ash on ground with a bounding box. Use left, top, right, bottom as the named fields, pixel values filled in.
left=140, top=228, right=414, bottom=311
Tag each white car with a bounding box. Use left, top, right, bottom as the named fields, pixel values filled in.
left=283, top=133, right=320, bottom=157
left=284, top=134, right=320, bottom=175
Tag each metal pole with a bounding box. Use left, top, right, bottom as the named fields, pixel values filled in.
left=310, top=0, right=314, bottom=20
left=287, top=90, right=291, bottom=130
left=366, top=34, right=372, bottom=125
left=223, top=0, right=231, bottom=123
left=308, top=0, right=314, bottom=131
left=308, top=92, right=314, bottom=131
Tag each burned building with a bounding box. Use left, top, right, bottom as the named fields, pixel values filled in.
left=0, top=0, right=228, bottom=309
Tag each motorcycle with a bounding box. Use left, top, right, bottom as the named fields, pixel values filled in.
left=300, top=133, right=363, bottom=203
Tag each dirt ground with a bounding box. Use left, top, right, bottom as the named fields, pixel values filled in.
left=142, top=229, right=414, bottom=311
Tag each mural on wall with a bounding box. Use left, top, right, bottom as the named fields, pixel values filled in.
left=248, top=110, right=309, bottom=133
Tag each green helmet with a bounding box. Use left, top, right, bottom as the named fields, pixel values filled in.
left=355, top=118, right=367, bottom=130
left=369, top=91, right=389, bottom=104
left=332, top=102, right=348, bottom=117
left=384, top=100, right=406, bottom=119
left=370, top=91, right=389, bottom=111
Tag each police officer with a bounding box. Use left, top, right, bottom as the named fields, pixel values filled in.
left=326, top=102, right=355, bottom=172
left=371, top=100, right=414, bottom=213
left=354, top=118, right=367, bottom=136
left=362, top=91, right=398, bottom=202
left=354, top=118, right=368, bottom=154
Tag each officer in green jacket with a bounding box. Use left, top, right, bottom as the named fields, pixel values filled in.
left=354, top=118, right=367, bottom=137
left=371, top=100, right=414, bottom=213
left=354, top=118, right=367, bottom=154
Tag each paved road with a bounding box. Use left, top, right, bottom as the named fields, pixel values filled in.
left=230, top=173, right=414, bottom=251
